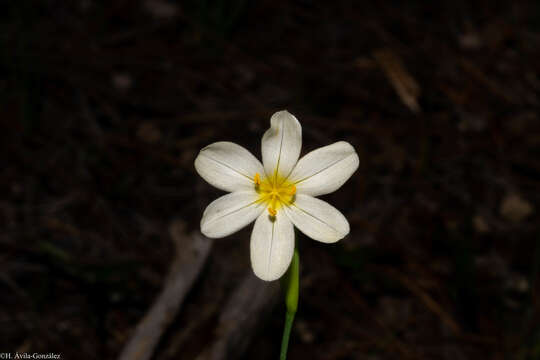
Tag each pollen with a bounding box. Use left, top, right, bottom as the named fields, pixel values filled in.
left=255, top=171, right=296, bottom=215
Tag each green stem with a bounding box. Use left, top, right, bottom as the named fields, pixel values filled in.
left=280, top=311, right=295, bottom=360
left=280, top=248, right=299, bottom=360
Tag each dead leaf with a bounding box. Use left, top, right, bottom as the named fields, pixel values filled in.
left=112, top=72, right=133, bottom=92
left=373, top=48, right=421, bottom=113
left=500, top=194, right=533, bottom=223
left=473, top=215, right=490, bottom=233
left=143, top=0, right=178, bottom=19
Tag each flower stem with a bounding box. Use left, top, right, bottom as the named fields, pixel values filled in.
left=280, top=247, right=299, bottom=360
left=280, top=311, right=295, bottom=360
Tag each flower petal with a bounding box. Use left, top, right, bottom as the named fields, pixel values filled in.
left=195, top=141, right=265, bottom=192
left=283, top=194, right=349, bottom=243
left=250, top=211, right=295, bottom=281
left=201, top=191, right=265, bottom=238
left=261, top=110, right=302, bottom=179
left=288, top=141, right=359, bottom=196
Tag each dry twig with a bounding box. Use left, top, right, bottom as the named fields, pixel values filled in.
left=380, top=266, right=462, bottom=335
left=196, top=273, right=280, bottom=360
left=373, top=48, right=422, bottom=113
left=118, top=221, right=212, bottom=360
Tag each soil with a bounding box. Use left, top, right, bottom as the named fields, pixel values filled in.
left=1, top=1, right=539, bottom=359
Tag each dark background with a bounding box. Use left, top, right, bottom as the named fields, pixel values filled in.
left=1, top=1, right=540, bottom=359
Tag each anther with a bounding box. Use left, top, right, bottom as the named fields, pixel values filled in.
left=289, top=185, right=296, bottom=195
left=254, top=173, right=261, bottom=186
left=268, top=207, right=277, bottom=216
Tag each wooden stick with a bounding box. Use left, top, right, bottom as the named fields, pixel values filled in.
left=196, top=273, right=280, bottom=360
left=118, top=222, right=212, bottom=360
left=373, top=48, right=422, bottom=113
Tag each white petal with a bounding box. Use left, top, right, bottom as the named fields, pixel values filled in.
left=195, top=142, right=264, bottom=192
left=288, top=141, right=359, bottom=196
left=283, top=194, right=349, bottom=243
left=250, top=211, right=295, bottom=281
left=201, top=191, right=265, bottom=238
left=261, top=110, right=302, bottom=179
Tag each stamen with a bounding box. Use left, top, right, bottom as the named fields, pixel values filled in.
left=255, top=172, right=296, bottom=212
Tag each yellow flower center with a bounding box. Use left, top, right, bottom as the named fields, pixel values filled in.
left=253, top=172, right=296, bottom=217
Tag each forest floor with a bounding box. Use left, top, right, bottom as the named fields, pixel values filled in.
left=1, top=1, right=540, bottom=359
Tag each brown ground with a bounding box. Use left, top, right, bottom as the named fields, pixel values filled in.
left=1, top=1, right=540, bottom=359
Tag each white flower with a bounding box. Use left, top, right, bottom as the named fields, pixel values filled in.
left=195, top=111, right=359, bottom=281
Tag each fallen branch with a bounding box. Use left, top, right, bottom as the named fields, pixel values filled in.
left=118, top=221, right=212, bottom=360
left=196, top=273, right=280, bottom=360
left=378, top=266, right=462, bottom=335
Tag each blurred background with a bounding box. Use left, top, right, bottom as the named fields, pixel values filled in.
left=1, top=1, right=540, bottom=359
